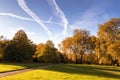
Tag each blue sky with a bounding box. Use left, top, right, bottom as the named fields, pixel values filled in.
left=0, top=0, right=120, bottom=47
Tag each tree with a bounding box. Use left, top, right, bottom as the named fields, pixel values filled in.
left=13, top=30, right=28, bottom=42
left=73, top=29, right=90, bottom=63
left=108, top=41, right=120, bottom=66
left=33, top=43, right=44, bottom=62
left=95, top=39, right=112, bottom=65
left=97, top=18, right=120, bottom=65
left=84, top=36, right=97, bottom=64
left=98, top=18, right=120, bottom=43
left=46, top=40, right=54, bottom=48
left=34, top=40, right=61, bottom=63
left=61, top=29, right=90, bottom=63
left=0, top=36, right=9, bottom=61
left=3, top=30, right=35, bottom=62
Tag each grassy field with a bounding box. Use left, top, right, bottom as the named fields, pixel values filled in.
left=0, top=64, right=120, bottom=80
left=0, top=63, right=44, bottom=73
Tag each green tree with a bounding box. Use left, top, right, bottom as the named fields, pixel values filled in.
left=3, top=30, right=35, bottom=62
left=0, top=36, right=9, bottom=61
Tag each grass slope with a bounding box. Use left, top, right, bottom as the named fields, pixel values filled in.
left=0, top=63, right=43, bottom=73
left=0, top=64, right=120, bottom=80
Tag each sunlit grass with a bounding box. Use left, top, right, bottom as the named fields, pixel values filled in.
left=1, top=64, right=120, bottom=80
left=0, top=63, right=43, bottom=73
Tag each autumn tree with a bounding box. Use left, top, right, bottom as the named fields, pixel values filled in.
left=61, top=37, right=73, bottom=63
left=34, top=40, right=61, bottom=63
left=84, top=36, right=97, bottom=64
left=61, top=29, right=90, bottom=63
left=97, top=18, right=120, bottom=65
left=107, top=41, right=120, bottom=66
left=33, top=43, right=44, bottom=62
left=94, top=38, right=112, bottom=65
left=98, top=18, right=120, bottom=43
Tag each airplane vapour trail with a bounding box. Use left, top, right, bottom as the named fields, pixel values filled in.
left=48, top=0, right=69, bottom=37
left=0, top=13, right=33, bottom=21
left=0, top=13, right=61, bottom=25
left=18, top=0, right=54, bottom=40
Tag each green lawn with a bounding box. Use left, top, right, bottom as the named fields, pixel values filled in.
left=0, top=63, right=44, bottom=73
left=0, top=64, right=120, bottom=80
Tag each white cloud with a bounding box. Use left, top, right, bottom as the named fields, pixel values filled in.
left=18, top=0, right=54, bottom=40
left=0, top=13, right=33, bottom=21
left=47, top=0, right=69, bottom=37
left=69, top=8, right=110, bottom=35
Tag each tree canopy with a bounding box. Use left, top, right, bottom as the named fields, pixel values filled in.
left=3, top=30, right=35, bottom=62
left=0, top=18, right=120, bottom=66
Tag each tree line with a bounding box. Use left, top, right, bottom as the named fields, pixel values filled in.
left=0, top=18, right=120, bottom=66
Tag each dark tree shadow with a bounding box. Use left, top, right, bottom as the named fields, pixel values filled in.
left=40, top=64, right=120, bottom=79
left=0, top=63, right=47, bottom=73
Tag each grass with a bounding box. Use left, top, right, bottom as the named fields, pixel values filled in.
left=0, top=63, right=44, bottom=73
left=0, top=64, right=120, bottom=80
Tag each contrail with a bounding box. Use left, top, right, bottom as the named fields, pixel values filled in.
left=0, top=13, right=61, bottom=25
left=0, top=13, right=33, bottom=21
left=47, top=16, right=53, bottom=22
left=42, top=16, right=62, bottom=25
left=18, top=0, right=53, bottom=40
left=47, top=0, right=69, bottom=37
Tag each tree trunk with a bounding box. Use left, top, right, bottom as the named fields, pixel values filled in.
left=80, top=54, right=83, bottom=64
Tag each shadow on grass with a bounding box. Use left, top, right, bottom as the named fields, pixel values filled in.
left=0, top=62, right=44, bottom=67
left=0, top=63, right=48, bottom=73
left=41, top=64, right=120, bottom=79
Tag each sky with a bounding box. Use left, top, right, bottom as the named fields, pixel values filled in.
left=0, top=0, right=120, bottom=48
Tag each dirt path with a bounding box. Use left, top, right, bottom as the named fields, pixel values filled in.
left=0, top=65, right=53, bottom=78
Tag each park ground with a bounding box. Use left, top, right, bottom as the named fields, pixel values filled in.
left=0, top=63, right=120, bottom=80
